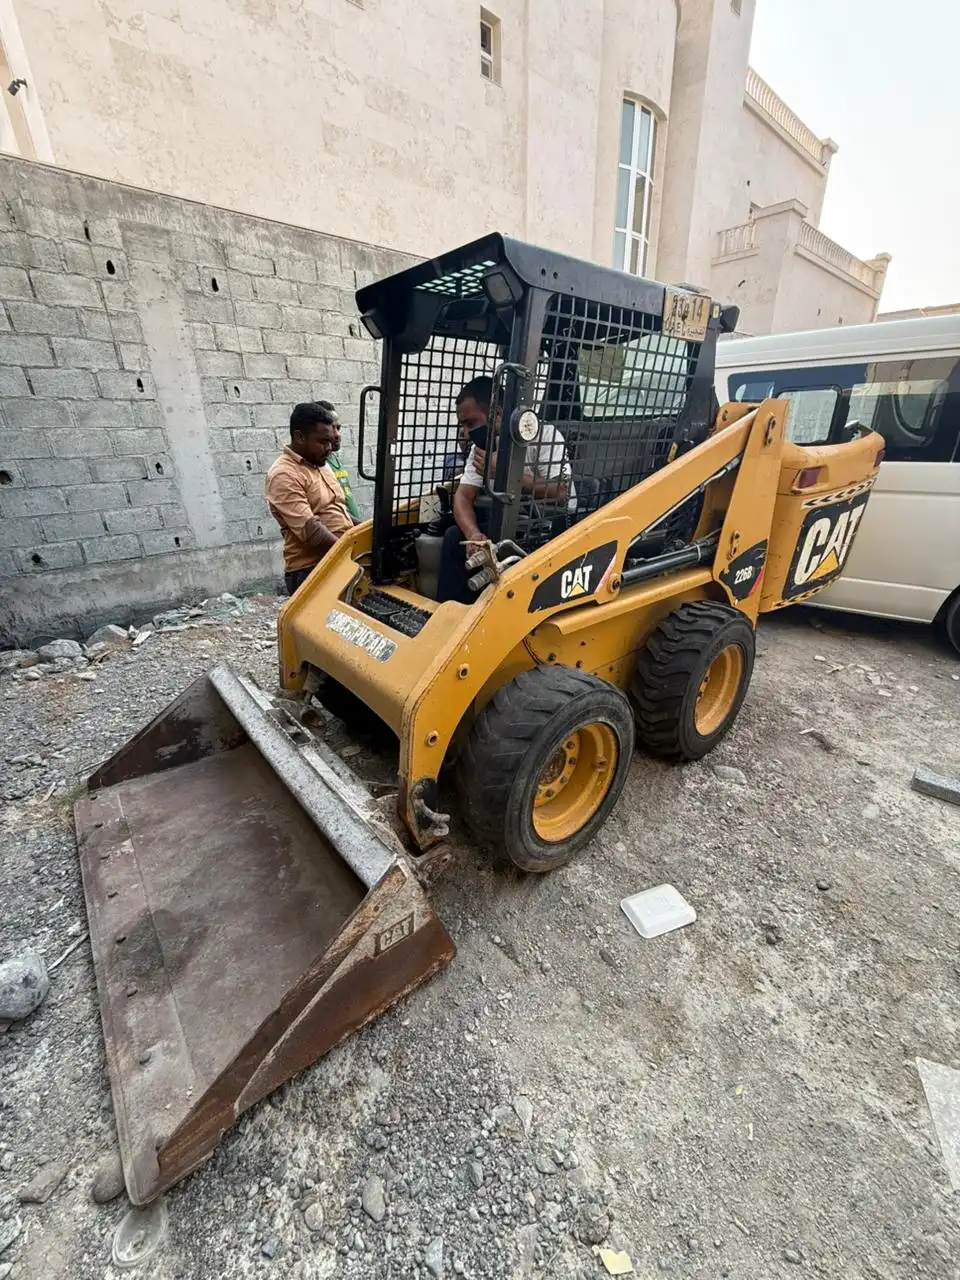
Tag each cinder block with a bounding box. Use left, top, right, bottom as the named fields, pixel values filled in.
left=298, top=283, right=342, bottom=310
left=234, top=300, right=282, bottom=329
left=0, top=428, right=52, bottom=458
left=286, top=356, right=329, bottom=382
left=0, top=265, right=33, bottom=299
left=88, top=456, right=148, bottom=482
left=103, top=506, right=162, bottom=534
left=200, top=378, right=227, bottom=403
left=170, top=233, right=225, bottom=268
left=275, top=254, right=318, bottom=284
left=242, top=352, right=286, bottom=379
left=267, top=381, right=313, bottom=406
left=247, top=517, right=273, bottom=540
left=225, top=246, right=274, bottom=276
left=32, top=272, right=102, bottom=309
left=0, top=486, right=67, bottom=517
left=119, top=343, right=149, bottom=372
left=236, top=326, right=264, bottom=353
left=0, top=232, right=30, bottom=269
left=214, top=452, right=259, bottom=477
left=0, top=459, right=22, bottom=485
left=47, top=428, right=113, bottom=458
left=189, top=321, right=217, bottom=349
left=29, top=368, right=99, bottom=399
left=222, top=495, right=268, bottom=522
left=120, top=224, right=172, bottom=264
left=77, top=310, right=113, bottom=340
left=253, top=277, right=299, bottom=304
left=343, top=337, right=376, bottom=361
left=178, top=262, right=201, bottom=291
left=280, top=305, right=325, bottom=334
left=156, top=502, right=189, bottom=529
left=65, top=481, right=128, bottom=511
left=139, top=529, right=194, bottom=555
left=18, top=458, right=91, bottom=487
left=134, top=401, right=165, bottom=430
left=326, top=359, right=365, bottom=383
left=106, top=311, right=143, bottom=344
left=233, top=428, right=279, bottom=452
left=225, top=272, right=254, bottom=301
left=41, top=511, right=107, bottom=541
left=206, top=403, right=253, bottom=429
left=81, top=533, right=141, bottom=563
left=254, top=401, right=293, bottom=426
left=96, top=370, right=156, bottom=400
left=1, top=398, right=71, bottom=429
left=0, top=333, right=55, bottom=366
left=16, top=541, right=84, bottom=573
left=83, top=216, right=125, bottom=250
left=51, top=336, right=120, bottom=370
left=126, top=477, right=180, bottom=506
left=0, top=367, right=30, bottom=397
left=16, top=204, right=87, bottom=243
left=0, top=304, right=8, bottom=332
left=0, top=549, right=18, bottom=577
left=229, top=380, right=273, bottom=403
left=112, top=429, right=166, bottom=456
left=0, top=516, right=42, bottom=548
left=59, top=242, right=98, bottom=275
left=197, top=349, right=243, bottom=378
left=184, top=293, right=234, bottom=324
left=304, top=333, right=345, bottom=360
left=25, top=236, right=62, bottom=271
left=100, top=280, right=136, bottom=313
left=262, top=329, right=305, bottom=356
left=213, top=324, right=241, bottom=352
left=322, top=310, right=360, bottom=338
left=218, top=474, right=244, bottom=497
left=7, top=302, right=82, bottom=338
left=73, top=400, right=136, bottom=429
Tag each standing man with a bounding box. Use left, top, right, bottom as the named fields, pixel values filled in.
left=319, top=400, right=362, bottom=523
left=265, top=402, right=353, bottom=595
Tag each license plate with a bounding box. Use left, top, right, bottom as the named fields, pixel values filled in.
left=325, top=609, right=396, bottom=662
left=663, top=287, right=711, bottom=342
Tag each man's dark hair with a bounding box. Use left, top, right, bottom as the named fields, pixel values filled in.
left=456, top=376, right=493, bottom=412
left=289, top=401, right=336, bottom=440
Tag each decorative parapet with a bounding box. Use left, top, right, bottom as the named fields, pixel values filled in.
left=745, top=68, right=837, bottom=169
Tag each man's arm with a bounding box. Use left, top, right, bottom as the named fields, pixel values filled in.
left=528, top=430, right=571, bottom=501
left=453, top=482, right=483, bottom=542
left=266, top=471, right=340, bottom=556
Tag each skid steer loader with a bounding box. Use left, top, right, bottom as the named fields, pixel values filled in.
left=74, top=234, right=883, bottom=1203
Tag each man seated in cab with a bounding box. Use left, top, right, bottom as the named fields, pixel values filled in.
left=436, top=376, right=573, bottom=604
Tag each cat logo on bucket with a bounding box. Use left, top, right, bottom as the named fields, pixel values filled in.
left=782, top=492, right=870, bottom=600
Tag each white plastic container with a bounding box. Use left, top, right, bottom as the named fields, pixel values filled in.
left=620, top=884, right=696, bottom=939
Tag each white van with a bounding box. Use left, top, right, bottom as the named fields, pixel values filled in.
left=715, top=315, right=960, bottom=653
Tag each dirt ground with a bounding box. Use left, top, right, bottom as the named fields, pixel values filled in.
left=0, top=599, right=958, bottom=1280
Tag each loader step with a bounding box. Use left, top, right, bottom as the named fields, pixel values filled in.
left=357, top=589, right=432, bottom=637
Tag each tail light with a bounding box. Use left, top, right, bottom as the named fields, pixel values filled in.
left=792, top=466, right=824, bottom=491
left=874, top=447, right=885, bottom=468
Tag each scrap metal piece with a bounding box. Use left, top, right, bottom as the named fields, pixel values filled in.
left=917, top=1058, right=960, bottom=1191
left=911, top=765, right=960, bottom=807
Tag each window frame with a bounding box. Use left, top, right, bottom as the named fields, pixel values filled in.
left=479, top=9, right=501, bottom=84
left=614, top=100, right=656, bottom=278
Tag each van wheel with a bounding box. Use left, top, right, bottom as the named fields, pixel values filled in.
left=458, top=667, right=634, bottom=873
left=631, top=601, right=755, bottom=760
left=943, top=590, right=960, bottom=656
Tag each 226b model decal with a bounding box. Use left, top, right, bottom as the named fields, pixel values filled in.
left=782, top=492, right=870, bottom=600
left=719, top=541, right=767, bottom=602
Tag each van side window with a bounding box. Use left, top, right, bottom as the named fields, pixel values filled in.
left=730, top=377, right=775, bottom=402
left=779, top=387, right=839, bottom=445
left=845, top=356, right=959, bottom=462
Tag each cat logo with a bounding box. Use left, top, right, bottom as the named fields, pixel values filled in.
left=782, top=492, right=870, bottom=600
left=561, top=565, right=594, bottom=599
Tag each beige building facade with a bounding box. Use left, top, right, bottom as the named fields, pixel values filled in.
left=1, top=0, right=886, bottom=335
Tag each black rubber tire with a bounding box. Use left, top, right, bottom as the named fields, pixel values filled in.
left=941, top=589, right=960, bottom=657
left=631, top=600, right=755, bottom=761
left=457, top=666, right=634, bottom=873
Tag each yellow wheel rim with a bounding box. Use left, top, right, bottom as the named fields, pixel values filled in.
left=695, top=645, right=744, bottom=736
left=532, top=724, right=618, bottom=842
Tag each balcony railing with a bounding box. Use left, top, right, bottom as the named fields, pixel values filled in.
left=745, top=68, right=829, bottom=167
left=715, top=222, right=757, bottom=258
left=798, top=223, right=882, bottom=290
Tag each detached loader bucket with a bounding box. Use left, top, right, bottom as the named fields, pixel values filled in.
left=74, top=664, right=454, bottom=1205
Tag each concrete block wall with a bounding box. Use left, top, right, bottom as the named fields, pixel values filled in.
left=0, top=156, right=415, bottom=645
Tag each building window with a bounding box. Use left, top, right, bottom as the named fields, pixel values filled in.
left=614, top=100, right=656, bottom=277
left=480, top=9, right=501, bottom=83
left=731, top=0, right=742, bottom=14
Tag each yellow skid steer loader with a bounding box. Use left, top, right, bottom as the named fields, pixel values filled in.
left=74, top=234, right=883, bottom=1203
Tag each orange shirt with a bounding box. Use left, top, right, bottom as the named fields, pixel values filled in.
left=264, top=446, right=353, bottom=571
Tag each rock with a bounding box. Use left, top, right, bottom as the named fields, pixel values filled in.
left=782, top=1246, right=802, bottom=1264
left=467, top=1161, right=484, bottom=1189
left=714, top=764, right=747, bottom=785
left=816, top=878, right=832, bottom=892
left=24, top=669, right=42, bottom=681
left=0, top=952, right=49, bottom=1021
left=534, top=1152, right=557, bottom=1175
left=513, top=1096, right=533, bottom=1134
left=91, top=1151, right=126, bottom=1203
left=361, top=1174, right=386, bottom=1223
left=862, top=803, right=880, bottom=820
left=0, top=1217, right=21, bottom=1255
left=763, top=923, right=782, bottom=946
left=0, top=1153, right=12, bottom=1171
left=575, top=1202, right=610, bottom=1245
left=424, top=1236, right=444, bottom=1278
left=85, top=624, right=129, bottom=651
left=0, top=1263, right=11, bottom=1280
left=262, top=1239, right=278, bottom=1259
left=36, top=639, right=83, bottom=662
left=303, top=1201, right=324, bottom=1233
left=0, top=650, right=38, bottom=674
left=18, top=1159, right=68, bottom=1205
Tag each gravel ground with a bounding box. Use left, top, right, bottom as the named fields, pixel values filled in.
left=0, top=598, right=958, bottom=1280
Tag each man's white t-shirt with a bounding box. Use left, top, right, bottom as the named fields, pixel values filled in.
left=458, top=423, right=575, bottom=506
